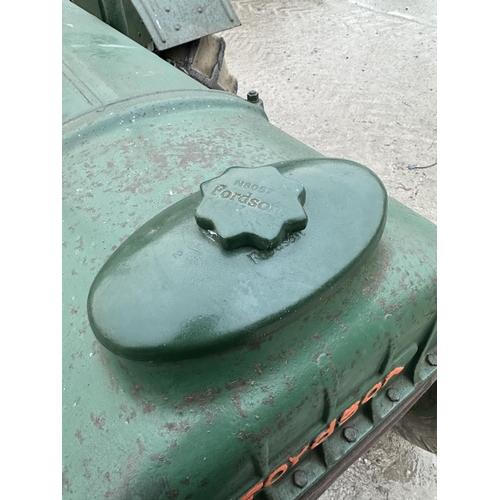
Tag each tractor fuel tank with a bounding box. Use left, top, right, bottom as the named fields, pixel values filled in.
left=62, top=2, right=436, bottom=498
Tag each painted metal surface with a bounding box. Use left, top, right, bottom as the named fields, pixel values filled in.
left=70, top=0, right=241, bottom=50
left=62, top=2, right=437, bottom=499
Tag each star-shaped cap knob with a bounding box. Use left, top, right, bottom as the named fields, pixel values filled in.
left=195, top=166, right=307, bottom=250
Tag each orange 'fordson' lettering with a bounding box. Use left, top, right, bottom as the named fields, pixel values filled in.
left=239, top=365, right=405, bottom=500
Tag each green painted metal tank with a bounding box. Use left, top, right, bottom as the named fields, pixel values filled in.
left=62, top=1, right=437, bottom=498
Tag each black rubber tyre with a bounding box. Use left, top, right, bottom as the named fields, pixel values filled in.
left=394, top=381, right=437, bottom=454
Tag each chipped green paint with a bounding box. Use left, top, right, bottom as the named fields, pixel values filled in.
left=62, top=2, right=436, bottom=499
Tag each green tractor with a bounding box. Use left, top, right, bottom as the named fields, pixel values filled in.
left=62, top=1, right=436, bottom=498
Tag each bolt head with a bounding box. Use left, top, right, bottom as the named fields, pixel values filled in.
left=343, top=427, right=357, bottom=443
left=247, top=90, right=259, bottom=103
left=426, top=353, right=437, bottom=366
left=386, top=388, right=400, bottom=402
left=293, top=470, right=308, bottom=488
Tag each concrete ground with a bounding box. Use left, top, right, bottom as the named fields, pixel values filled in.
left=222, top=1, right=437, bottom=499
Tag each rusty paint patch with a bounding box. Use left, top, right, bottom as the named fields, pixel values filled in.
left=267, top=349, right=296, bottom=362
left=149, top=454, right=171, bottom=464
left=83, top=458, right=92, bottom=480
left=62, top=468, right=72, bottom=494
left=143, top=403, right=157, bottom=413
left=90, top=412, right=106, bottom=430
left=75, top=429, right=84, bottom=444
left=103, top=452, right=139, bottom=499
left=76, top=236, right=84, bottom=251
left=226, top=378, right=250, bottom=391
left=237, top=428, right=271, bottom=442
left=136, top=439, right=145, bottom=455
left=131, top=384, right=145, bottom=399
left=181, top=387, right=221, bottom=406
left=232, top=393, right=248, bottom=418
left=164, top=420, right=191, bottom=432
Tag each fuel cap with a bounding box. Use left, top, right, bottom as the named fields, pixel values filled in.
left=195, top=166, right=307, bottom=250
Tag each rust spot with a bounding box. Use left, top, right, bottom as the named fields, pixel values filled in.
left=267, top=350, right=296, bottom=362
left=262, top=396, right=275, bottom=405
left=285, top=379, right=293, bottom=392
left=90, top=412, right=106, bottom=430
left=182, top=387, right=221, bottom=406
left=83, top=459, right=92, bottom=480
left=131, top=384, right=144, bottom=399
left=102, top=452, right=140, bottom=499
left=200, top=478, right=209, bottom=486
left=237, top=428, right=271, bottom=443
left=226, top=378, right=250, bottom=391
left=312, top=333, right=321, bottom=340
left=164, top=420, right=191, bottom=432
left=75, top=429, right=84, bottom=444
left=167, top=490, right=179, bottom=499
left=232, top=393, right=248, bottom=418
left=143, top=403, right=157, bottom=413
left=180, top=477, right=190, bottom=486
left=76, top=236, right=84, bottom=251
left=70, top=307, right=78, bottom=315
left=62, top=468, right=72, bottom=493
left=71, top=269, right=78, bottom=275
left=136, top=439, right=145, bottom=455
left=118, top=404, right=128, bottom=418
left=149, top=454, right=171, bottom=464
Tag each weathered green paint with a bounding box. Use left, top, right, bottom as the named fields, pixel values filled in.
left=62, top=2, right=437, bottom=499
